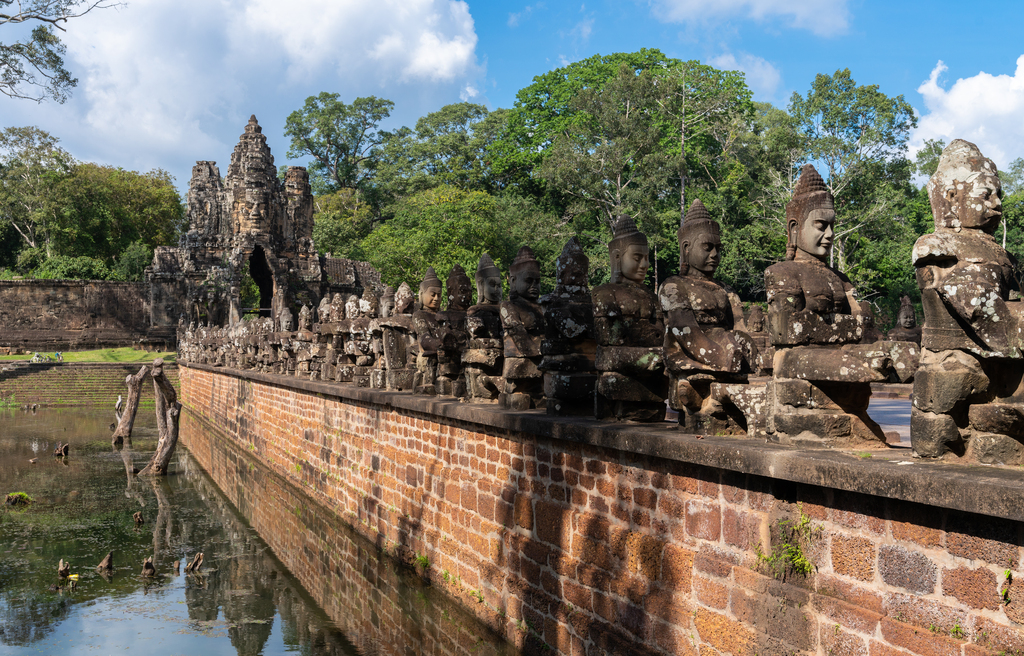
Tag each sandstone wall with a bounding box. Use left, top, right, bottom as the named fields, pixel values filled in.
left=0, top=280, right=150, bottom=349
left=180, top=363, right=1024, bottom=656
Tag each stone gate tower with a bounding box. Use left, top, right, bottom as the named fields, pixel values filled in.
left=146, top=116, right=379, bottom=340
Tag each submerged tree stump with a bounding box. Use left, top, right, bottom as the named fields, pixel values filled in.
left=139, top=359, right=180, bottom=476
left=112, top=366, right=149, bottom=446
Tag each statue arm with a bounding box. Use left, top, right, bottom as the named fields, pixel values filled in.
left=660, top=280, right=744, bottom=372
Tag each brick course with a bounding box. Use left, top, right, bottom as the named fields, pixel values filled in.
left=181, top=364, right=1024, bottom=655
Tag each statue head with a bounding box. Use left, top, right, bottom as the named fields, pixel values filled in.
left=859, top=301, right=876, bottom=328
left=419, top=267, right=443, bottom=312
left=394, top=282, right=415, bottom=315
left=678, top=199, right=721, bottom=278
left=360, top=288, right=379, bottom=318
left=928, top=139, right=1002, bottom=233
left=475, top=254, right=503, bottom=305
left=748, top=305, right=765, bottom=332
left=278, top=306, right=294, bottom=332
left=786, top=165, right=835, bottom=262
left=445, top=265, right=473, bottom=311
left=344, top=294, right=360, bottom=319
left=509, top=246, right=541, bottom=302
left=898, top=295, right=917, bottom=329
left=379, top=286, right=396, bottom=318
left=554, top=236, right=590, bottom=296
left=608, top=215, right=649, bottom=285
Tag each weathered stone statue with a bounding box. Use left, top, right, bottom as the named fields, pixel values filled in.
left=592, top=216, right=666, bottom=421
left=746, top=304, right=774, bottom=376
left=347, top=288, right=378, bottom=387
left=499, top=246, right=546, bottom=410
left=436, top=266, right=472, bottom=397
left=764, top=164, right=896, bottom=447
left=381, top=283, right=417, bottom=390
left=911, top=140, right=1024, bottom=463
left=464, top=254, right=505, bottom=403
left=278, top=306, right=294, bottom=333
left=298, top=304, right=312, bottom=332
left=659, top=199, right=756, bottom=434
left=317, top=295, right=331, bottom=324
left=369, top=286, right=396, bottom=388
left=539, top=237, right=596, bottom=415
left=887, top=296, right=922, bottom=344
left=412, top=268, right=444, bottom=395
left=859, top=301, right=884, bottom=344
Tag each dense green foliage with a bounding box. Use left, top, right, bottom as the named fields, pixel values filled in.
left=0, top=127, right=184, bottom=281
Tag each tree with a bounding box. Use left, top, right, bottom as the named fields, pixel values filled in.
left=360, top=185, right=514, bottom=288
left=788, top=69, right=917, bottom=276
left=1001, top=157, right=1024, bottom=197
left=0, top=0, right=117, bottom=102
left=0, top=125, right=73, bottom=252
left=49, top=164, right=184, bottom=261
left=284, top=93, right=394, bottom=195
left=311, top=188, right=374, bottom=259
left=913, top=138, right=946, bottom=178
left=490, top=48, right=681, bottom=200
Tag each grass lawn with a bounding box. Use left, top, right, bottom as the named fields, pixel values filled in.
left=0, top=347, right=176, bottom=363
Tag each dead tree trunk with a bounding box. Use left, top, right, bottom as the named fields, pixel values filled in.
left=139, top=359, right=180, bottom=476
left=112, top=366, right=149, bottom=446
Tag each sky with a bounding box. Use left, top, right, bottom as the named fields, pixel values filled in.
left=4, top=0, right=1024, bottom=193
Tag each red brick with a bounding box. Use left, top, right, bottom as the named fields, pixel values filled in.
left=942, top=566, right=999, bottom=610
left=723, top=507, right=761, bottom=550
left=820, top=625, right=868, bottom=656
left=831, top=534, right=876, bottom=582
left=534, top=500, right=571, bottom=547
left=694, top=574, right=728, bottom=609
left=662, top=544, right=695, bottom=589
left=633, top=487, right=657, bottom=509
left=878, top=617, right=961, bottom=656
left=814, top=595, right=882, bottom=634
left=694, top=608, right=755, bottom=656
left=686, top=500, right=721, bottom=541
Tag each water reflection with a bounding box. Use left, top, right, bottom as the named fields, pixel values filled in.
left=0, top=407, right=513, bottom=656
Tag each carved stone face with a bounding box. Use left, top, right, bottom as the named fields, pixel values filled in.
left=955, top=173, right=1002, bottom=230
left=380, top=298, right=395, bottom=318
left=794, top=208, right=835, bottom=261
left=615, top=243, right=649, bottom=284
left=684, top=233, right=721, bottom=276
left=421, top=285, right=443, bottom=312
left=899, top=307, right=916, bottom=328
left=448, top=279, right=472, bottom=310
left=479, top=276, right=502, bottom=304
left=510, top=265, right=541, bottom=302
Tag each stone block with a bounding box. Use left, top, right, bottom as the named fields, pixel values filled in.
left=773, top=378, right=841, bottom=410
left=966, top=432, right=1024, bottom=465
left=968, top=403, right=1024, bottom=437
left=774, top=345, right=888, bottom=383
left=878, top=545, right=936, bottom=594
left=910, top=407, right=962, bottom=458
left=913, top=349, right=988, bottom=414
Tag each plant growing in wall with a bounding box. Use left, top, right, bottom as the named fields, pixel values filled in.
left=755, top=511, right=819, bottom=581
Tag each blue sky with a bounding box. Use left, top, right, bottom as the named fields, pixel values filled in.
left=4, top=0, right=1024, bottom=192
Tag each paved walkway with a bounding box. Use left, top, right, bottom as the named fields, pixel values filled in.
left=867, top=398, right=912, bottom=446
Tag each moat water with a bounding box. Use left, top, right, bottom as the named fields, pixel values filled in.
left=0, top=407, right=514, bottom=655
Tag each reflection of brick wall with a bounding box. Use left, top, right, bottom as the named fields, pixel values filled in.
left=180, top=412, right=513, bottom=656
left=180, top=363, right=1024, bottom=656
left=0, top=280, right=150, bottom=349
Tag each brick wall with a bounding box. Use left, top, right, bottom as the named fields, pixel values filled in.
left=180, top=413, right=515, bottom=656
left=180, top=363, right=1024, bottom=656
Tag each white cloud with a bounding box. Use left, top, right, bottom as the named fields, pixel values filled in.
left=0, top=0, right=482, bottom=188
left=912, top=57, right=1024, bottom=170
left=648, top=0, right=849, bottom=37
left=707, top=52, right=781, bottom=99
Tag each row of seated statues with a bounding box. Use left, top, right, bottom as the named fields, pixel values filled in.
left=178, top=140, right=1024, bottom=466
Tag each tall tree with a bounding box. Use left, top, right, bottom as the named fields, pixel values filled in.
left=0, top=125, right=73, bottom=253
left=0, top=0, right=116, bottom=102
left=284, top=93, right=395, bottom=195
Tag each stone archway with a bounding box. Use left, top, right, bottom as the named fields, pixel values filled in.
left=247, top=245, right=274, bottom=318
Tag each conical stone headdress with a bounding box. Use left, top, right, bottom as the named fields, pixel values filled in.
left=510, top=246, right=540, bottom=276
left=785, top=164, right=834, bottom=260
left=476, top=253, right=500, bottom=281
left=678, top=199, right=720, bottom=273
left=554, top=236, right=589, bottom=297
left=609, top=214, right=647, bottom=253
left=446, top=264, right=473, bottom=310
left=419, top=267, right=442, bottom=294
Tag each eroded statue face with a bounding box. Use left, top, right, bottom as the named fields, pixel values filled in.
left=684, top=233, right=721, bottom=276
left=511, top=266, right=541, bottom=301
left=480, top=276, right=502, bottom=304
left=956, top=173, right=1002, bottom=230
left=421, top=285, right=443, bottom=312
left=899, top=309, right=916, bottom=329
left=617, top=243, right=649, bottom=284
left=796, top=208, right=835, bottom=260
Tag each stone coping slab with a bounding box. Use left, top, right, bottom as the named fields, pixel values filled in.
left=182, top=361, right=1024, bottom=523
